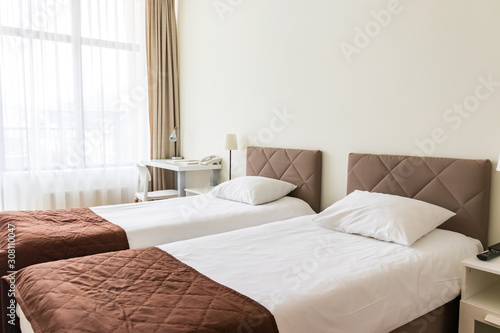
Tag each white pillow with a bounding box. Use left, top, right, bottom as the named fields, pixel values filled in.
left=209, top=176, right=297, bottom=205
left=312, top=190, right=456, bottom=246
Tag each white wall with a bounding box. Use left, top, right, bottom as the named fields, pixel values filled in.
left=177, top=0, right=500, bottom=245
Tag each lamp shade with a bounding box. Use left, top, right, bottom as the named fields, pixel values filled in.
left=497, top=154, right=500, bottom=171
left=169, top=128, right=177, bottom=142
left=224, top=134, right=238, bottom=150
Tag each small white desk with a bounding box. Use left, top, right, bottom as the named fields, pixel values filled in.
left=141, top=160, right=221, bottom=197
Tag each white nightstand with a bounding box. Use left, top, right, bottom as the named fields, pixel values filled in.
left=184, top=187, right=214, bottom=196
left=459, top=256, right=500, bottom=333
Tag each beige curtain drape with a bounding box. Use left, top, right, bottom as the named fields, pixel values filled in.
left=146, top=0, right=180, bottom=190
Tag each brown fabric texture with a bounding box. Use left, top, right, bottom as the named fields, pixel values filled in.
left=347, top=153, right=491, bottom=249
left=0, top=208, right=129, bottom=276
left=0, top=208, right=129, bottom=333
left=16, top=247, right=279, bottom=333
left=390, top=297, right=460, bottom=333
left=146, top=0, right=180, bottom=191
left=246, top=146, right=322, bottom=212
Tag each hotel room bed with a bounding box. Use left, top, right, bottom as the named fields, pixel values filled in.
left=156, top=217, right=480, bottom=332
left=16, top=216, right=481, bottom=333
left=0, top=146, right=322, bottom=276
left=12, top=153, right=492, bottom=333
left=92, top=194, right=313, bottom=249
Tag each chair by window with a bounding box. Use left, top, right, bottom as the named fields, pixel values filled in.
left=135, top=164, right=178, bottom=202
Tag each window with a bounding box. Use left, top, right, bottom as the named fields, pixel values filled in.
left=0, top=0, right=149, bottom=210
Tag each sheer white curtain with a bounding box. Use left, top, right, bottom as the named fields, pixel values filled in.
left=0, top=0, right=149, bottom=210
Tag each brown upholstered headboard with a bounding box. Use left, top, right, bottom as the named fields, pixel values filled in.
left=347, top=153, right=492, bottom=248
left=246, top=146, right=322, bottom=213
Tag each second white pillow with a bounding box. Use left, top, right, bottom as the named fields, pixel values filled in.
left=209, top=176, right=297, bottom=205
left=311, top=190, right=456, bottom=246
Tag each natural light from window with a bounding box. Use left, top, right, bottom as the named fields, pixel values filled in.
left=0, top=0, right=149, bottom=210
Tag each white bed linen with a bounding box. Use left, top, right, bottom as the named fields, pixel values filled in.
left=17, top=215, right=481, bottom=333
left=159, top=216, right=481, bottom=333
left=91, top=195, right=314, bottom=249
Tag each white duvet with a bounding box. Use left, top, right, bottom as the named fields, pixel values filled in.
left=91, top=194, right=314, bottom=248
left=159, top=215, right=481, bottom=333
left=17, top=214, right=481, bottom=333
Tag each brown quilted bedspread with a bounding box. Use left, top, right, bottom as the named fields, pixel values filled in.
left=15, top=247, right=279, bottom=333
left=0, top=208, right=130, bottom=333
left=0, top=207, right=129, bottom=277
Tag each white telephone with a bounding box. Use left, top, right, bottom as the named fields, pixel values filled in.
left=200, top=155, right=222, bottom=165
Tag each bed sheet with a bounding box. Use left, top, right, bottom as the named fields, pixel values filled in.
left=91, top=195, right=314, bottom=249
left=159, top=216, right=481, bottom=333
left=16, top=215, right=480, bottom=333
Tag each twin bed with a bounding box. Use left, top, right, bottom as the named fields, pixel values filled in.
left=0, top=147, right=322, bottom=276
left=0, top=146, right=321, bottom=333
left=4, top=150, right=494, bottom=332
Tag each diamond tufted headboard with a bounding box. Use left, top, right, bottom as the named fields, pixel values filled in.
left=246, top=147, right=322, bottom=213
left=347, top=153, right=492, bottom=248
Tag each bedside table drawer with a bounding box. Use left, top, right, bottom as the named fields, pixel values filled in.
left=461, top=300, right=500, bottom=331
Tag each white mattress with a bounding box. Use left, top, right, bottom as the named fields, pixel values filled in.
left=91, top=195, right=314, bottom=248
left=159, top=216, right=482, bottom=333
left=17, top=215, right=481, bottom=333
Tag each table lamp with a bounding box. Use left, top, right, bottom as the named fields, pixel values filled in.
left=169, top=127, right=182, bottom=160
left=224, top=134, right=238, bottom=180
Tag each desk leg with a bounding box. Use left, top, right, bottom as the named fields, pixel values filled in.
left=210, top=169, right=220, bottom=186
left=177, top=171, right=186, bottom=197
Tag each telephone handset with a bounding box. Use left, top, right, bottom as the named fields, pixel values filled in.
left=200, top=155, right=222, bottom=165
